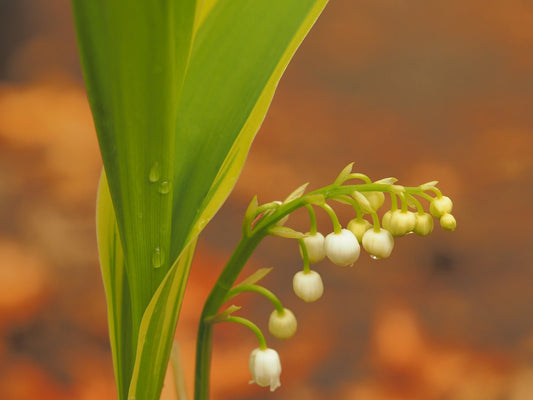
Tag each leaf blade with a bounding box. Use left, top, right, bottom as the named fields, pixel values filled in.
left=170, top=0, right=330, bottom=254
left=96, top=172, right=133, bottom=400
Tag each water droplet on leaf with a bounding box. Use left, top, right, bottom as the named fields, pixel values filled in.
left=152, top=247, right=164, bottom=268
left=149, top=162, right=161, bottom=183
left=159, top=181, right=170, bottom=194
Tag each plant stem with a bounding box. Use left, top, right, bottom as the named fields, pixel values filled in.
left=226, top=316, right=267, bottom=350
left=193, top=181, right=430, bottom=400
left=194, top=232, right=266, bottom=400
left=226, top=284, right=285, bottom=313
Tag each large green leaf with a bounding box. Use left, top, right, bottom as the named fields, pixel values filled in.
left=126, top=2, right=329, bottom=398
left=73, top=0, right=200, bottom=330
left=171, top=0, right=330, bottom=252
left=96, top=172, right=133, bottom=400
left=75, top=0, right=328, bottom=399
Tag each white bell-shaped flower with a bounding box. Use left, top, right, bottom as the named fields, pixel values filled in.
left=413, top=212, right=434, bottom=236
left=347, top=218, right=372, bottom=243
left=268, top=308, right=297, bottom=339
left=293, top=270, right=324, bottom=302
left=249, top=348, right=282, bottom=391
left=440, top=213, right=457, bottom=231
left=381, top=210, right=393, bottom=231
left=362, top=228, right=394, bottom=259
left=300, top=232, right=326, bottom=264
left=388, top=210, right=416, bottom=236
left=325, top=229, right=360, bottom=266
left=430, top=196, right=453, bottom=218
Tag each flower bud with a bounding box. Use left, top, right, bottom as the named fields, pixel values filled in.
left=440, top=213, right=456, bottom=231
left=430, top=196, right=453, bottom=218
left=325, top=229, right=360, bottom=266
left=363, top=191, right=385, bottom=210
left=249, top=348, right=282, bottom=391
left=293, top=270, right=324, bottom=302
left=347, top=218, right=372, bottom=243
left=300, top=232, right=326, bottom=264
left=382, top=210, right=393, bottom=231
left=413, top=212, right=434, bottom=236
left=362, top=228, right=394, bottom=259
left=388, top=210, right=416, bottom=236
left=268, top=308, right=297, bottom=339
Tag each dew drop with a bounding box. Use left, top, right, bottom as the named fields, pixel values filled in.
left=152, top=247, right=164, bottom=268
left=149, top=162, right=161, bottom=183
left=370, top=254, right=381, bottom=260
left=158, top=180, right=170, bottom=194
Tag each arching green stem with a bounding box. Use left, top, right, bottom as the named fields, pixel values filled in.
left=428, top=186, right=444, bottom=198
left=319, top=202, right=342, bottom=234
left=346, top=172, right=372, bottom=183
left=305, top=204, right=317, bottom=235
left=390, top=192, right=399, bottom=212
left=407, top=193, right=425, bottom=215
left=226, top=316, right=267, bottom=350
left=298, top=237, right=311, bottom=273
left=370, top=212, right=381, bottom=232
left=225, top=284, right=284, bottom=314
left=399, top=193, right=409, bottom=212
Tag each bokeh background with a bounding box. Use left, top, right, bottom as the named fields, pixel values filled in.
left=1, top=1, right=533, bottom=399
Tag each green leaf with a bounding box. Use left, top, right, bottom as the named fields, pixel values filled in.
left=333, top=162, right=355, bottom=185
left=170, top=0, right=330, bottom=255
left=72, top=0, right=201, bottom=332
left=283, top=183, right=309, bottom=203
left=170, top=341, right=188, bottom=400
left=268, top=226, right=307, bottom=239
left=74, top=0, right=329, bottom=399
left=128, top=238, right=197, bottom=400
left=96, top=173, right=133, bottom=400
left=128, top=3, right=329, bottom=398
left=236, top=267, right=273, bottom=287
left=205, top=305, right=242, bottom=324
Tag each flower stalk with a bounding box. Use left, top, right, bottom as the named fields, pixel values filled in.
left=194, top=168, right=456, bottom=399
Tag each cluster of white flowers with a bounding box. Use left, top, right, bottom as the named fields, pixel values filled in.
left=429, top=195, right=456, bottom=231
left=243, top=171, right=456, bottom=393
left=288, top=192, right=456, bottom=303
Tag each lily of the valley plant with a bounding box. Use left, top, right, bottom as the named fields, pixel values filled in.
left=72, top=1, right=456, bottom=399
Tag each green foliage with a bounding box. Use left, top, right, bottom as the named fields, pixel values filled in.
left=73, top=0, right=328, bottom=399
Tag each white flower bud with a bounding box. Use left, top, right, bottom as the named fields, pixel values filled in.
left=430, top=196, right=453, bottom=218
left=249, top=348, right=282, bottom=391
left=382, top=210, right=393, bottom=231
left=300, top=232, right=326, bottom=264
left=413, top=212, right=434, bottom=236
left=268, top=308, right=297, bottom=339
left=347, top=218, right=372, bottom=243
left=293, top=270, right=324, bottom=302
left=440, top=213, right=457, bottom=231
left=363, top=191, right=385, bottom=210
left=325, top=229, right=360, bottom=266
left=362, top=228, right=394, bottom=259
left=388, top=210, right=416, bottom=236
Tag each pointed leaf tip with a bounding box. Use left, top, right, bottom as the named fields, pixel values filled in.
left=334, top=162, right=355, bottom=185
left=284, top=182, right=309, bottom=203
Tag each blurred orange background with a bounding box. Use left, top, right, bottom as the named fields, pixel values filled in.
left=1, top=1, right=533, bottom=399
